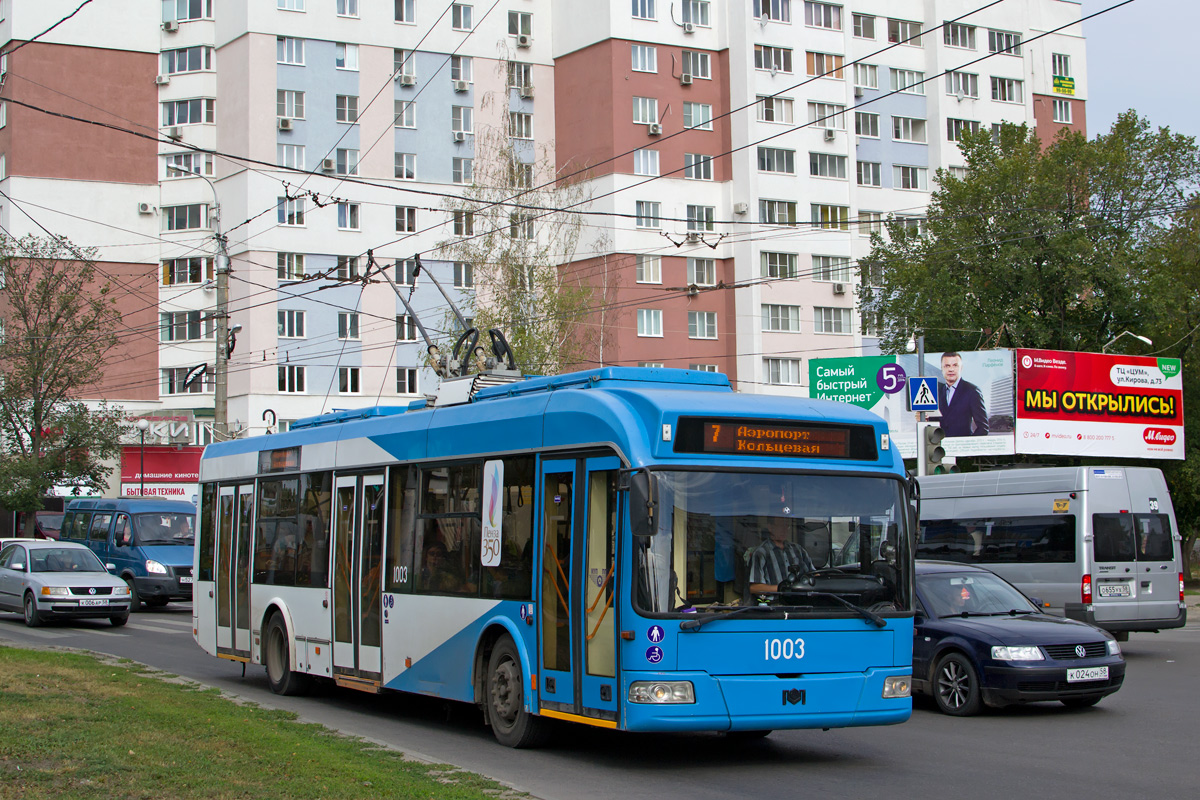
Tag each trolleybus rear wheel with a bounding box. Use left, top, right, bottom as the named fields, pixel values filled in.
left=487, top=636, right=548, bottom=748
left=265, top=613, right=309, bottom=696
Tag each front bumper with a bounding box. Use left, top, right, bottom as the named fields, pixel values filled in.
left=37, top=598, right=132, bottom=619
left=133, top=575, right=193, bottom=602
left=980, top=657, right=1125, bottom=707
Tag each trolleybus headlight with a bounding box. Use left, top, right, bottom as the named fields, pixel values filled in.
left=40, top=587, right=70, bottom=597
left=991, top=645, right=1044, bottom=661
left=882, top=676, right=911, bottom=698
left=145, top=560, right=168, bottom=575
left=628, top=681, right=695, bottom=704
left=1106, top=640, right=1121, bottom=656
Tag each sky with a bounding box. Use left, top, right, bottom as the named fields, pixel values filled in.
left=1080, top=0, right=1200, bottom=138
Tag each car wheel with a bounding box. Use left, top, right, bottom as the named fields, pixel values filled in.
left=934, top=652, right=982, bottom=716
left=487, top=636, right=548, bottom=748
left=110, top=614, right=129, bottom=627
left=23, top=593, right=42, bottom=628
left=264, top=614, right=309, bottom=696
left=124, top=577, right=141, bottom=611
left=1061, top=696, right=1102, bottom=709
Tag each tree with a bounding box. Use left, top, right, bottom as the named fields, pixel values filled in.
left=0, top=235, right=126, bottom=535
left=439, top=127, right=600, bottom=375
left=859, top=112, right=1200, bottom=355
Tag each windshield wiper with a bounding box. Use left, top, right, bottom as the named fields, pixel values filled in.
left=679, top=604, right=792, bottom=631
left=783, top=590, right=888, bottom=628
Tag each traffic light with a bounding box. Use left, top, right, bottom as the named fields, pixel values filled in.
left=919, top=422, right=945, bottom=476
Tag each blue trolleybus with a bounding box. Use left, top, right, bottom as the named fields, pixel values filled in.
left=193, top=368, right=916, bottom=746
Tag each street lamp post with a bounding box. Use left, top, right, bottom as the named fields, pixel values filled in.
left=136, top=418, right=150, bottom=497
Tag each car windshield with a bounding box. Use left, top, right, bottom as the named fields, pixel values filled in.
left=31, top=547, right=107, bottom=573
left=918, top=571, right=1037, bottom=617
left=133, top=513, right=195, bottom=545
left=634, top=471, right=912, bottom=616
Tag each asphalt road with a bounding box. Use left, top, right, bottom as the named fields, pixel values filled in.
left=2, top=604, right=1198, bottom=800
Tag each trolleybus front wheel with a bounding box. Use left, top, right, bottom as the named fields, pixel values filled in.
left=265, top=613, right=310, bottom=696
left=487, top=636, right=548, bottom=748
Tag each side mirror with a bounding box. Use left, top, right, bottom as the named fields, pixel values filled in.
left=105, top=563, right=117, bottom=572
left=629, top=469, right=658, bottom=538
left=119, top=532, right=132, bottom=547
left=1027, top=597, right=1044, bottom=611
left=11, top=562, right=25, bottom=572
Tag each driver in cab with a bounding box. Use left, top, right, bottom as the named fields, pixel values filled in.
left=749, top=515, right=815, bottom=594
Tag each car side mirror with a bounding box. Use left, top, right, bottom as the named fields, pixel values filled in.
left=106, top=563, right=117, bottom=572
left=11, top=562, right=25, bottom=572
left=1027, top=597, right=1044, bottom=611
left=118, top=532, right=132, bottom=547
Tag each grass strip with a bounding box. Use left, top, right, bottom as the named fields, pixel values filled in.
left=0, top=645, right=523, bottom=800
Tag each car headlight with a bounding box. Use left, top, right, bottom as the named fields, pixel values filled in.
left=113, top=584, right=131, bottom=596
left=145, top=560, right=168, bottom=575
left=1106, top=640, right=1121, bottom=656
left=882, top=675, right=911, bottom=698
left=628, top=681, right=695, bottom=704
left=40, top=587, right=70, bottom=597
left=991, top=645, right=1044, bottom=661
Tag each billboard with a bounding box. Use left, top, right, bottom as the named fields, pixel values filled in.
left=808, top=350, right=1015, bottom=459
left=1015, top=350, right=1184, bottom=459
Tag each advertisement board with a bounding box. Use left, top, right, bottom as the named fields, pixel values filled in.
left=120, top=446, right=203, bottom=502
left=1015, top=350, right=1184, bottom=459
left=808, top=350, right=1015, bottom=459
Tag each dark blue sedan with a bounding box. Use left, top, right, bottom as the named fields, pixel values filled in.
left=914, top=561, right=1125, bottom=715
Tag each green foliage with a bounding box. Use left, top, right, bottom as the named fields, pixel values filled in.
left=0, top=235, right=125, bottom=528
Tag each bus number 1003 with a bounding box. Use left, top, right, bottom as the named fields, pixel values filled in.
left=765, top=637, right=805, bottom=661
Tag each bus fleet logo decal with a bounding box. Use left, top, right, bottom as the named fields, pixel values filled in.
left=782, top=688, right=806, bottom=706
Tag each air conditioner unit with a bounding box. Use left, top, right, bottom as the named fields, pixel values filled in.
left=397, top=73, right=416, bottom=86
left=452, top=131, right=466, bottom=142
left=162, top=20, right=179, bottom=33
left=683, top=22, right=695, bottom=34
left=277, top=117, right=293, bottom=131
left=733, top=202, right=749, bottom=215
left=823, top=128, right=836, bottom=141
left=685, top=232, right=702, bottom=243
left=647, top=122, right=663, bottom=135
left=516, top=33, right=533, bottom=48
left=137, top=202, right=153, bottom=215
left=453, top=80, right=469, bottom=93
left=320, top=158, right=335, bottom=172
left=155, top=74, right=171, bottom=86
left=833, top=282, right=847, bottom=294
left=519, top=85, right=534, bottom=99
left=854, top=86, right=863, bottom=98
left=166, top=126, right=183, bottom=140
left=681, top=73, right=693, bottom=85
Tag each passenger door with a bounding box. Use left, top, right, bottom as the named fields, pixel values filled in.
left=331, top=473, right=385, bottom=683
left=216, top=484, right=253, bottom=658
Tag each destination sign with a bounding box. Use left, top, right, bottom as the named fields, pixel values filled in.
left=674, top=418, right=875, bottom=460
left=258, top=446, right=300, bottom=474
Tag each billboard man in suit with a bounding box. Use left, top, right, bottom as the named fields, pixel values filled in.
left=935, top=352, right=988, bottom=436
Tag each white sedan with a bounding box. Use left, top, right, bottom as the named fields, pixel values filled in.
left=0, top=540, right=133, bottom=627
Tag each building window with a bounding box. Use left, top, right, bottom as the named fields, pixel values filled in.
left=278, top=0, right=305, bottom=11
left=395, top=152, right=416, bottom=180
left=508, top=61, right=533, bottom=88
left=761, top=251, right=798, bottom=279
left=337, top=0, right=359, bottom=17
left=682, top=1, right=710, bottom=27
left=888, top=18, right=922, bottom=46
left=946, top=166, right=970, bottom=181
left=852, top=13, right=874, bottom=39
left=278, top=365, right=306, bottom=393
left=396, top=315, right=418, bottom=341
left=163, top=256, right=213, bottom=286
left=276, top=144, right=304, bottom=171
left=396, top=368, right=419, bottom=394
left=688, top=311, right=717, bottom=339
left=639, top=362, right=664, bottom=369
left=338, top=367, right=360, bottom=394
left=690, top=364, right=719, bottom=373
left=509, top=112, right=533, bottom=139
left=634, top=149, right=659, bottom=176
left=162, top=367, right=213, bottom=395
left=395, top=206, right=417, bottom=233
left=762, top=304, right=800, bottom=332
left=682, top=51, right=710, bottom=79
left=814, top=306, right=852, bottom=334
left=632, top=0, right=656, bottom=20
left=452, top=157, right=473, bottom=184
left=754, top=1, right=791, bottom=23
left=395, top=0, right=415, bottom=23
left=1052, top=53, right=1071, bottom=78
left=684, top=153, right=713, bottom=180
left=853, top=64, right=878, bottom=90
left=509, top=213, right=534, bottom=240
left=812, top=204, right=850, bottom=230
left=160, top=311, right=207, bottom=342
left=338, top=313, right=360, bottom=340
left=988, top=29, right=1022, bottom=55
left=804, top=1, right=840, bottom=29
left=452, top=3, right=472, bottom=29
left=337, top=202, right=360, bottom=230
left=633, top=96, right=658, bottom=125
left=508, top=11, right=532, bottom=35
left=946, top=71, right=979, bottom=99
left=162, top=98, right=215, bottom=126
left=451, top=55, right=473, bottom=82
left=453, top=211, right=474, bottom=236
left=277, top=253, right=305, bottom=281
left=337, top=256, right=360, bottom=280
left=760, top=200, right=797, bottom=226
left=947, top=118, right=980, bottom=141
left=687, top=205, right=715, bottom=232
left=806, top=51, right=844, bottom=79
left=164, top=204, right=206, bottom=231
left=394, top=100, right=416, bottom=128
left=856, top=161, right=881, bottom=187
left=394, top=49, right=415, bottom=79
left=944, top=22, right=976, bottom=49
left=335, top=43, right=359, bottom=70
left=451, top=106, right=473, bottom=133
left=636, top=255, right=661, bottom=284
left=892, top=116, right=927, bottom=143
left=855, top=111, right=880, bottom=137
left=807, top=102, right=845, bottom=129
left=637, top=308, right=663, bottom=337
left=277, top=90, right=304, bottom=119
left=759, top=147, right=796, bottom=174
left=894, top=165, right=928, bottom=191
left=754, top=45, right=793, bottom=74
left=454, top=261, right=473, bottom=287
left=765, top=358, right=802, bottom=385
left=336, top=95, right=358, bottom=122
left=683, top=102, right=713, bottom=130
left=395, top=259, right=419, bottom=286
left=166, top=152, right=214, bottom=178
left=891, top=68, right=924, bottom=94
left=757, top=95, right=794, bottom=123
left=808, top=152, right=845, bottom=179
left=860, top=211, right=884, bottom=237
left=688, top=257, right=716, bottom=286
left=1053, top=99, right=1073, bottom=124
left=164, top=45, right=214, bottom=74
left=813, top=255, right=851, bottom=282
left=631, top=44, right=657, bottom=72
left=277, top=197, right=305, bottom=226
left=170, top=0, right=214, bottom=22
left=636, top=201, right=661, bottom=228
left=335, top=148, right=358, bottom=175
left=990, top=77, right=1024, bottom=104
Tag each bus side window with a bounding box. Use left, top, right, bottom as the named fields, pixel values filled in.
left=386, top=466, right=417, bottom=592
left=199, top=483, right=216, bottom=581
left=296, top=472, right=333, bottom=588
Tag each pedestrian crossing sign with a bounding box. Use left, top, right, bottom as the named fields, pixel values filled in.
left=910, top=377, right=939, bottom=411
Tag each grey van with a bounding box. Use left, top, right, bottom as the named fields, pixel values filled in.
left=60, top=498, right=196, bottom=610
left=917, top=467, right=1186, bottom=639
